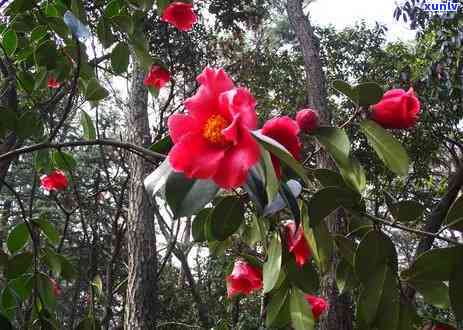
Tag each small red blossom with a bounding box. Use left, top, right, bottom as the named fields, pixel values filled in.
left=371, top=87, right=420, bottom=129
left=168, top=67, right=260, bottom=189
left=433, top=324, right=456, bottom=330
left=47, top=76, right=60, bottom=89
left=261, top=116, right=301, bottom=177
left=284, top=221, right=312, bottom=267
left=162, top=2, right=197, bottom=32
left=226, top=260, right=263, bottom=298
left=305, top=294, right=328, bottom=320
left=296, top=109, right=319, bottom=133
left=40, top=170, right=68, bottom=192
left=144, top=65, right=171, bottom=89
left=50, top=278, right=62, bottom=296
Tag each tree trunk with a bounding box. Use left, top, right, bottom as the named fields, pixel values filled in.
left=124, top=60, right=159, bottom=329
left=286, top=1, right=354, bottom=329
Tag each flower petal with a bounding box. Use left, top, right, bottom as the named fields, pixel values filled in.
left=168, top=113, right=199, bottom=144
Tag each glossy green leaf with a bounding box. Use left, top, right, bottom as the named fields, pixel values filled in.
left=450, top=264, right=463, bottom=322
left=285, top=258, right=319, bottom=294
left=80, top=111, right=96, bottom=140
left=85, top=78, right=109, bottom=101
left=157, top=0, right=171, bottom=14
left=357, top=264, right=388, bottom=325
left=6, top=252, right=33, bottom=279
left=150, top=136, right=173, bottom=155
left=9, top=275, right=33, bottom=302
left=333, top=80, right=358, bottom=104
left=7, top=223, right=30, bottom=254
left=35, top=213, right=60, bottom=246
left=354, top=230, right=397, bottom=283
left=208, top=197, right=244, bottom=241
left=261, top=147, right=279, bottom=202
left=401, top=247, right=463, bottom=282
left=410, top=280, right=450, bottom=309
left=42, top=248, right=61, bottom=276
left=34, top=40, right=59, bottom=70
left=313, top=168, right=347, bottom=188
left=105, top=0, right=122, bottom=17
left=307, top=187, right=361, bottom=227
left=192, top=208, right=211, bottom=242
left=2, top=30, right=18, bottom=56
left=1, top=287, right=16, bottom=320
left=52, top=150, right=77, bottom=171
left=165, top=171, right=219, bottom=219
left=375, top=267, right=400, bottom=330
left=252, top=131, right=309, bottom=184
left=356, top=82, right=384, bottom=106
left=360, top=120, right=409, bottom=176
left=111, top=42, right=130, bottom=74
left=263, top=233, right=282, bottom=293
left=266, top=286, right=289, bottom=328
left=37, top=273, right=56, bottom=309
left=391, top=200, right=425, bottom=223
left=314, top=127, right=350, bottom=162
left=304, top=212, right=333, bottom=274
left=289, top=288, right=314, bottom=330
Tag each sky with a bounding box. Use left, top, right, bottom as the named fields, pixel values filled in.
left=307, top=0, right=417, bottom=42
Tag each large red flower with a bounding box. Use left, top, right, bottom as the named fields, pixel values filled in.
left=304, top=294, right=328, bottom=320
left=144, top=65, right=171, bottom=90
left=168, top=67, right=260, bottom=189
left=226, top=260, right=263, bottom=298
left=261, top=116, right=301, bottom=177
left=371, top=87, right=420, bottom=129
left=40, top=170, right=68, bottom=192
left=284, top=221, right=312, bottom=267
left=162, top=2, right=197, bottom=32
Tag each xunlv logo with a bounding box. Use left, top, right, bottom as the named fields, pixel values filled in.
left=423, top=0, right=461, bottom=12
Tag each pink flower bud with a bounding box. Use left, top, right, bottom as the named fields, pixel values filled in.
left=296, top=109, right=319, bottom=133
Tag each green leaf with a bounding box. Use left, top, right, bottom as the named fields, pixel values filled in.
left=111, top=42, right=130, bottom=74
left=357, top=264, right=388, bottom=325
left=92, top=274, right=103, bottom=298
left=356, top=82, right=384, bottom=106
left=1, top=287, right=17, bottom=320
left=165, top=171, right=219, bottom=219
left=144, top=159, right=172, bottom=198
left=336, top=259, right=358, bottom=293
left=80, top=111, right=96, bottom=140
left=105, top=0, right=122, bottom=17
left=354, top=230, right=397, bottom=283
left=360, top=120, right=409, bottom=176
left=410, top=280, right=450, bottom=309
left=57, top=255, right=77, bottom=281
left=304, top=212, right=333, bottom=274
left=208, top=196, right=244, bottom=241
left=261, top=148, right=279, bottom=203
left=391, top=200, right=424, bottom=223
left=31, top=26, right=49, bottom=43
left=37, top=273, right=56, bottom=309
left=289, top=288, right=314, bottom=330
left=401, top=247, right=463, bottom=282
left=85, top=78, right=109, bottom=102
left=192, top=208, right=211, bottom=242
left=285, top=258, right=319, bottom=294
left=96, top=19, right=115, bottom=49
left=34, top=40, right=59, bottom=70
left=6, top=252, right=33, bottom=279
left=150, top=136, right=173, bottom=155
left=450, top=264, right=463, bottom=322
left=445, top=195, right=463, bottom=232
left=2, top=30, right=18, bottom=56
left=35, top=213, right=60, bottom=246
left=252, top=131, right=309, bottom=184
left=157, top=0, right=171, bottom=14
left=52, top=150, right=77, bottom=172
left=16, top=111, right=43, bottom=139
left=266, top=286, right=289, bottom=328
left=334, top=235, right=357, bottom=267
left=333, top=80, right=358, bottom=104
left=307, top=187, right=361, bottom=227
left=263, top=233, right=282, bottom=293
left=313, top=169, right=347, bottom=188
left=375, top=267, right=400, bottom=330
left=397, top=301, right=420, bottom=330
left=9, top=275, right=33, bottom=302
left=314, top=127, right=350, bottom=163
left=42, top=248, right=62, bottom=276
left=7, top=223, right=30, bottom=254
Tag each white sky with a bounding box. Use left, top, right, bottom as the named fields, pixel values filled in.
left=308, top=0, right=417, bottom=42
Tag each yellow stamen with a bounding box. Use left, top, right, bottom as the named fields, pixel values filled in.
left=203, top=115, right=228, bottom=145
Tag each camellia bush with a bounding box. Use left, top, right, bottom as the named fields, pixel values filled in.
left=0, top=0, right=462, bottom=329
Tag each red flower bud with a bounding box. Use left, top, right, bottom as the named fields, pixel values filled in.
left=162, top=2, right=197, bottom=32
left=261, top=116, right=301, bottom=177
left=50, top=278, right=62, bottom=296
left=371, top=87, right=420, bottom=129
left=40, top=170, right=69, bottom=192
left=305, top=294, right=328, bottom=320
left=144, top=65, right=171, bottom=90
left=47, top=76, right=60, bottom=89
left=284, top=221, right=312, bottom=267
left=226, top=260, right=262, bottom=298
left=296, top=109, right=319, bottom=133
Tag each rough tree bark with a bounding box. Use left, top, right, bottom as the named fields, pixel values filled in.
left=124, top=60, right=159, bottom=329
left=286, top=1, right=354, bottom=329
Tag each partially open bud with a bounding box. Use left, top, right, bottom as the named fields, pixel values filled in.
left=296, top=109, right=320, bottom=133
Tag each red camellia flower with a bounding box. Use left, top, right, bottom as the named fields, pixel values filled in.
left=168, top=67, right=260, bottom=189
left=433, top=324, right=456, bottom=330
left=261, top=116, right=301, bottom=177
left=47, top=76, right=60, bottom=89
left=371, top=87, right=420, bottom=129
left=296, top=109, right=319, bottom=133
left=144, top=65, right=171, bottom=90
left=40, top=170, right=69, bottom=192
left=226, top=260, right=263, bottom=298
left=305, top=294, right=328, bottom=320
left=162, top=2, right=197, bottom=32
left=284, top=221, right=312, bottom=267
left=50, top=278, right=62, bottom=296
